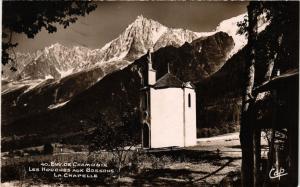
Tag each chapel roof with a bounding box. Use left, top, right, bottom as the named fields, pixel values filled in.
left=153, top=73, right=194, bottom=89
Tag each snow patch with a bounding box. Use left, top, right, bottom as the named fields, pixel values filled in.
left=99, top=41, right=112, bottom=52
left=45, top=75, right=54, bottom=79
left=21, top=79, right=46, bottom=93
left=152, top=26, right=168, bottom=45
left=216, top=13, right=247, bottom=60
left=48, top=100, right=70, bottom=110
left=195, top=31, right=216, bottom=38
left=216, top=12, right=270, bottom=60
left=58, top=68, right=74, bottom=78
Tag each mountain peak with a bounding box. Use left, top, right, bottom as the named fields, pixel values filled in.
left=134, top=15, right=154, bottom=23
left=136, top=15, right=145, bottom=21
left=131, top=15, right=161, bottom=28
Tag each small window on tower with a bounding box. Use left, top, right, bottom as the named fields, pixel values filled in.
left=188, top=93, right=191, bottom=108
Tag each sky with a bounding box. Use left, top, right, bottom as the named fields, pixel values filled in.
left=12, top=1, right=248, bottom=53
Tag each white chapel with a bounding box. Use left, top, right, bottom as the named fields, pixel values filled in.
left=140, top=49, right=197, bottom=148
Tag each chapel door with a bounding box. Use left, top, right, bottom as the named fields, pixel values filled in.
left=143, top=123, right=150, bottom=148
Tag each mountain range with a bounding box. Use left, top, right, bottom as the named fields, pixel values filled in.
left=2, top=13, right=267, bottom=150
left=2, top=14, right=246, bottom=90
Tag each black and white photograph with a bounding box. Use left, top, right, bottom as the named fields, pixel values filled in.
left=1, top=1, right=299, bottom=186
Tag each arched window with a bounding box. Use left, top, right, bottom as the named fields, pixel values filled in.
left=188, top=93, right=191, bottom=108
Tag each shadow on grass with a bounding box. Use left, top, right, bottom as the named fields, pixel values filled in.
left=193, top=158, right=237, bottom=182
left=132, top=168, right=195, bottom=186
left=131, top=158, right=240, bottom=186
left=131, top=149, right=241, bottom=186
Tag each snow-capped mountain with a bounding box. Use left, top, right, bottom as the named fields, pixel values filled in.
left=214, top=14, right=248, bottom=59
left=2, top=14, right=248, bottom=86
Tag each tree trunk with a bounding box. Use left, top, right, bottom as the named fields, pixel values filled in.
left=240, top=2, right=258, bottom=187
left=264, top=56, right=275, bottom=81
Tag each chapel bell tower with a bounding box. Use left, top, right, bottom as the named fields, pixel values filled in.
left=139, top=48, right=156, bottom=148
left=147, top=48, right=156, bottom=85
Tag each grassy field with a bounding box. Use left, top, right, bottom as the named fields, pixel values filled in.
left=1, top=133, right=249, bottom=186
